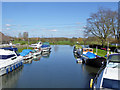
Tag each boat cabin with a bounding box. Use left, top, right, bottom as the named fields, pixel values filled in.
left=82, top=48, right=93, bottom=54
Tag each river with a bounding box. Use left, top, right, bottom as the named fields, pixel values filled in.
left=2, top=45, right=100, bottom=88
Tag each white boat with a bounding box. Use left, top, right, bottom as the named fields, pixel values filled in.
left=29, top=41, right=42, bottom=48
left=0, top=47, right=23, bottom=76
left=91, top=53, right=120, bottom=89
left=32, top=49, right=41, bottom=58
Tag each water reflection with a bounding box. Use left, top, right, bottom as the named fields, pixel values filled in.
left=33, top=55, right=41, bottom=61
left=2, top=66, right=23, bottom=88
left=41, top=52, right=51, bottom=58
left=23, top=58, right=33, bottom=64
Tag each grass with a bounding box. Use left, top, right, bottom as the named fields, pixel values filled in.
left=17, top=46, right=33, bottom=53
left=93, top=48, right=111, bottom=58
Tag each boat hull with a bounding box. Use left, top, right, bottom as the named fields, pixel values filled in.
left=84, top=57, right=106, bottom=67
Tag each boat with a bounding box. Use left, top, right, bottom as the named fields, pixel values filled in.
left=73, top=44, right=82, bottom=57
left=19, top=49, right=33, bottom=60
left=75, top=47, right=106, bottom=67
left=0, top=47, right=23, bottom=76
left=81, top=51, right=106, bottom=67
left=90, top=53, right=120, bottom=89
left=32, top=48, right=41, bottom=58
left=29, top=41, right=42, bottom=48
left=41, top=42, right=51, bottom=52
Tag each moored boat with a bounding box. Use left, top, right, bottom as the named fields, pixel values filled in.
left=20, top=49, right=33, bottom=60
left=41, top=42, right=51, bottom=52
left=0, top=47, right=23, bottom=76
left=29, top=41, right=42, bottom=48
left=90, top=53, right=120, bottom=89
left=75, top=47, right=106, bottom=67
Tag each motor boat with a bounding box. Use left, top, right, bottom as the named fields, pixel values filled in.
left=41, top=42, right=51, bottom=52
left=19, top=49, right=33, bottom=60
left=91, top=53, right=120, bottom=89
left=0, top=47, right=23, bottom=76
left=29, top=41, right=42, bottom=48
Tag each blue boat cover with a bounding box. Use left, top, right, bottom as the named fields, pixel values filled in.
left=41, top=44, right=50, bottom=48
left=83, top=52, right=96, bottom=59
left=20, top=49, right=32, bottom=56
left=1, top=47, right=18, bottom=51
left=43, top=42, right=50, bottom=45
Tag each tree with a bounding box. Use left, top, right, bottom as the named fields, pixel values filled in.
left=84, top=8, right=118, bottom=46
left=23, top=32, right=28, bottom=41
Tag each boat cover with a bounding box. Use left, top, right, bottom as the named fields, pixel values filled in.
left=43, top=42, right=50, bottom=45
left=20, top=49, right=32, bottom=56
left=83, top=52, right=96, bottom=59
left=41, top=45, right=50, bottom=48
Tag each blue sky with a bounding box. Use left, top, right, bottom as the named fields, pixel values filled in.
left=2, top=2, right=118, bottom=38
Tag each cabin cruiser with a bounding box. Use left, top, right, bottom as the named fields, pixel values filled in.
left=20, top=49, right=33, bottom=60
left=32, top=48, right=41, bottom=58
left=75, top=47, right=106, bottom=67
left=0, top=47, right=23, bottom=76
left=41, top=42, right=51, bottom=52
left=29, top=41, right=42, bottom=48
left=91, top=53, right=120, bottom=89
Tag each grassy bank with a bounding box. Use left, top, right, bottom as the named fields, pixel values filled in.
left=17, top=46, right=33, bottom=53
left=93, top=48, right=111, bottom=58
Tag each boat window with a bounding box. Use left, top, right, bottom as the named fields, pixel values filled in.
left=0, top=54, right=16, bottom=59
left=102, top=78, right=120, bottom=89
left=108, top=54, right=120, bottom=63
left=89, top=49, right=93, bottom=52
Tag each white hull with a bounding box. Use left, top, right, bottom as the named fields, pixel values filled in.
left=0, top=56, right=23, bottom=76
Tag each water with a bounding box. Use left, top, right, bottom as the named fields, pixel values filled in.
left=2, top=45, right=100, bottom=88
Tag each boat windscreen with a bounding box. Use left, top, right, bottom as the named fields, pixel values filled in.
left=108, top=54, right=120, bottom=63
left=0, top=54, right=16, bottom=59
left=102, top=78, right=120, bottom=89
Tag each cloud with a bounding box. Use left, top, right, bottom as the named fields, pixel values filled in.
left=6, top=28, right=11, bottom=30
left=5, top=24, right=11, bottom=27
left=49, top=29, right=57, bottom=32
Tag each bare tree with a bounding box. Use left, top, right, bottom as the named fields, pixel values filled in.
left=84, top=8, right=118, bottom=46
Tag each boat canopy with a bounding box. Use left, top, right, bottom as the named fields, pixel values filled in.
left=20, top=49, right=32, bottom=56
left=83, top=52, right=96, bottom=59
left=43, top=42, right=50, bottom=45
left=0, top=47, right=18, bottom=51
left=41, top=44, right=49, bottom=48
left=41, top=42, right=50, bottom=48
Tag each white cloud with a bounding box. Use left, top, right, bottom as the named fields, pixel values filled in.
left=6, top=28, right=11, bottom=30
left=5, top=24, right=11, bottom=27
left=49, top=29, right=57, bottom=32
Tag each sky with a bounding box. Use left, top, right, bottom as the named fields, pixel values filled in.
left=2, top=2, right=118, bottom=38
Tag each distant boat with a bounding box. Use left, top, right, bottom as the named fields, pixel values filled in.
left=29, top=41, right=42, bottom=48
left=41, top=42, right=51, bottom=52
left=0, top=47, right=23, bottom=76
left=91, top=53, right=120, bottom=89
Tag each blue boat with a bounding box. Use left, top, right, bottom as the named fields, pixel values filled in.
left=20, top=49, right=33, bottom=60
left=81, top=52, right=106, bottom=67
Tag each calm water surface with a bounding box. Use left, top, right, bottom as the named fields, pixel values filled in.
left=2, top=45, right=100, bottom=88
